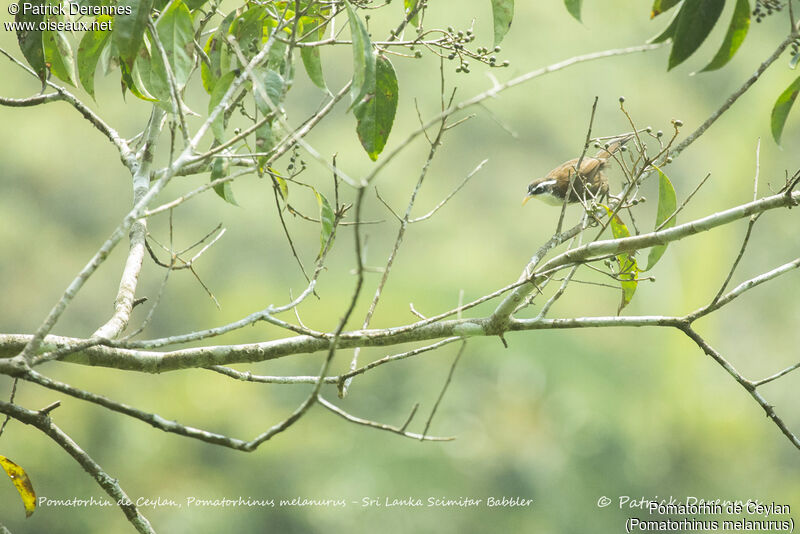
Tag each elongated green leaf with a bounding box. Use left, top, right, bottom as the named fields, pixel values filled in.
left=15, top=0, right=46, bottom=84
left=230, top=5, right=267, bottom=59
left=564, top=0, right=582, bottom=22
left=200, top=10, right=236, bottom=93
left=314, top=189, right=335, bottom=258
left=651, top=0, right=681, bottom=18
left=155, top=0, right=194, bottom=88
left=211, top=157, right=237, bottom=205
left=43, top=28, right=77, bottom=86
left=272, top=171, right=289, bottom=202
left=78, top=15, right=113, bottom=98
left=603, top=207, right=639, bottom=314
left=648, top=4, right=681, bottom=44
left=404, top=0, right=420, bottom=28
left=209, top=70, right=237, bottom=141
left=185, top=0, right=210, bottom=10
left=771, top=75, right=800, bottom=145
left=254, top=69, right=286, bottom=116
left=700, top=0, right=750, bottom=72
left=256, top=123, right=273, bottom=168
left=491, top=0, right=514, bottom=45
left=129, top=51, right=159, bottom=101
left=134, top=34, right=171, bottom=104
left=113, top=0, right=155, bottom=70
left=345, top=2, right=375, bottom=109
left=668, top=0, right=724, bottom=70
left=354, top=55, right=399, bottom=161
left=0, top=455, right=36, bottom=518
left=300, top=16, right=326, bottom=90
left=645, top=169, right=677, bottom=270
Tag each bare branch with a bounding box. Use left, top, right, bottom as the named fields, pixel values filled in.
left=678, top=326, right=800, bottom=451
left=422, top=340, right=466, bottom=439
left=316, top=395, right=454, bottom=442
left=94, top=107, right=166, bottom=340
left=0, top=400, right=155, bottom=533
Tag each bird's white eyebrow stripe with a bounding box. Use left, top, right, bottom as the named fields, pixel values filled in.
left=537, top=180, right=557, bottom=187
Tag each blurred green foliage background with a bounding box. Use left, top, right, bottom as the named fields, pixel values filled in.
left=1, top=1, right=800, bottom=532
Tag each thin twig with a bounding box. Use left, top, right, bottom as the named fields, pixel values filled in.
left=422, top=340, right=466, bottom=439
left=317, top=396, right=454, bottom=441
left=710, top=141, right=762, bottom=305
left=557, top=96, right=598, bottom=235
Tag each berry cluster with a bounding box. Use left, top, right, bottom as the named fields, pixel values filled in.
left=442, top=26, right=509, bottom=73
left=752, top=0, right=784, bottom=22
left=287, top=144, right=306, bottom=177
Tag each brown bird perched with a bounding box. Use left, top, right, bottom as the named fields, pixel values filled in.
left=522, top=135, right=633, bottom=207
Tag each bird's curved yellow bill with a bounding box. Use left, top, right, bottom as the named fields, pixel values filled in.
left=522, top=195, right=533, bottom=206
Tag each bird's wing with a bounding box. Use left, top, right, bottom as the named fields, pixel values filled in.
left=576, top=157, right=604, bottom=178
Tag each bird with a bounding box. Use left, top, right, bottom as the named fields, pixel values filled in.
left=522, top=135, right=632, bottom=207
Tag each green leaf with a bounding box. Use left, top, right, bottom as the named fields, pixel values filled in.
left=650, top=0, right=681, bottom=18
left=771, top=75, right=800, bottom=145
left=700, top=0, right=750, bottom=72
left=155, top=0, right=194, bottom=88
left=491, top=0, right=514, bottom=45
left=113, top=0, right=155, bottom=70
left=648, top=4, right=681, bottom=44
left=404, top=0, right=420, bottom=28
left=230, top=5, right=267, bottom=60
left=255, top=122, right=273, bottom=167
left=300, top=16, right=326, bottom=90
left=603, top=207, right=639, bottom=314
left=790, top=52, right=800, bottom=70
left=645, top=168, right=677, bottom=271
left=138, top=32, right=171, bottom=102
left=272, top=172, right=289, bottom=202
left=314, top=189, right=335, bottom=258
left=185, top=0, right=210, bottom=10
left=209, top=70, right=237, bottom=141
left=78, top=15, right=113, bottom=99
left=563, top=0, right=582, bottom=22
left=15, top=0, right=47, bottom=84
left=43, top=28, right=77, bottom=86
left=668, top=0, right=724, bottom=70
left=254, top=69, right=286, bottom=116
left=127, top=51, right=159, bottom=101
left=0, top=455, right=36, bottom=518
left=344, top=1, right=375, bottom=110
left=354, top=55, right=399, bottom=161
left=211, top=157, right=237, bottom=205
left=200, top=10, right=236, bottom=94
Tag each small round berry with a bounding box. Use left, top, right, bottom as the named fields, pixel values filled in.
left=656, top=130, right=663, bottom=137
left=674, top=119, right=683, bottom=127
left=502, top=60, right=510, bottom=66
left=619, top=96, right=625, bottom=103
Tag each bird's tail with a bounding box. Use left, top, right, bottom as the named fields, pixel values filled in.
left=595, top=134, right=634, bottom=159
